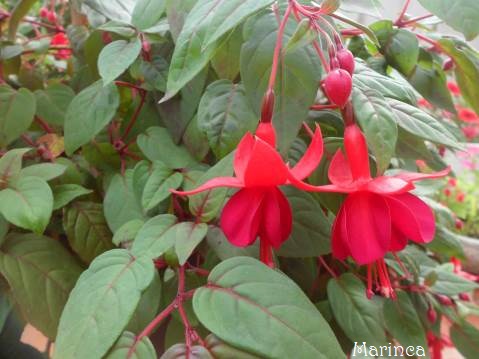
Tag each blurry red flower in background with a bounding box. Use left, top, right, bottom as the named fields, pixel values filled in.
left=457, top=106, right=479, bottom=123
left=447, top=81, right=461, bottom=96
left=51, top=33, right=71, bottom=60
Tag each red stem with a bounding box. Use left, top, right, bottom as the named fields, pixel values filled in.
left=395, top=0, right=412, bottom=25
left=260, top=240, right=274, bottom=268
left=399, top=13, right=434, bottom=26
left=318, top=256, right=338, bottom=278
left=35, top=116, right=54, bottom=133
left=415, top=33, right=440, bottom=47
left=115, top=81, right=144, bottom=92
left=121, top=90, right=146, bottom=141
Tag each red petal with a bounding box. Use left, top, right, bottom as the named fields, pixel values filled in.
left=290, top=125, right=324, bottom=180
left=344, top=192, right=391, bottom=265
left=287, top=173, right=355, bottom=193
left=220, top=188, right=264, bottom=247
left=389, top=226, right=408, bottom=252
left=255, top=122, right=276, bottom=147
left=344, top=124, right=371, bottom=181
left=260, top=188, right=292, bottom=248
left=328, top=149, right=354, bottom=187
left=385, top=193, right=435, bottom=244
left=233, top=132, right=255, bottom=181
left=332, top=204, right=350, bottom=260
left=171, top=177, right=243, bottom=196
left=394, top=166, right=450, bottom=183
left=366, top=176, right=414, bottom=194
left=243, top=138, right=289, bottom=187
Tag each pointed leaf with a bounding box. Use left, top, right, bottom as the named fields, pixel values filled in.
left=106, top=331, right=156, bottom=359
left=20, top=163, right=66, bottom=181
left=52, top=184, right=92, bottom=210
left=98, top=39, right=142, bottom=85
left=173, top=222, right=208, bottom=265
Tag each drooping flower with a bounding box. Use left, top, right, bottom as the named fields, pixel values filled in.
left=172, top=122, right=324, bottom=266
left=457, top=106, right=479, bottom=123
left=294, top=124, right=449, bottom=298
left=51, top=33, right=71, bottom=60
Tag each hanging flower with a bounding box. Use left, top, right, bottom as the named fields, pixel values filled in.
left=51, top=33, right=71, bottom=60
left=457, top=106, right=479, bottom=123
left=172, top=122, right=324, bottom=266
left=294, top=124, right=449, bottom=298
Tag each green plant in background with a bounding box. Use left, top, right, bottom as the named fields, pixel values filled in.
left=0, top=1, right=479, bottom=358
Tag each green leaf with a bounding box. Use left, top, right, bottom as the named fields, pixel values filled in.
left=64, top=80, right=120, bottom=155
left=284, top=18, right=317, bottom=54
left=0, top=233, right=82, bottom=339
left=131, top=214, right=178, bottom=259
left=352, top=87, right=397, bottom=174
left=98, top=39, right=142, bottom=85
left=84, top=0, right=136, bottom=23
left=0, top=214, right=8, bottom=247
left=277, top=187, right=331, bottom=257
left=112, top=219, right=144, bottom=246
left=353, top=61, right=416, bottom=104
left=439, top=38, right=479, bottom=115
left=327, top=273, right=387, bottom=347
left=34, top=84, right=75, bottom=126
left=52, top=184, right=93, bottom=210
left=371, top=21, right=419, bottom=76
left=383, top=290, right=427, bottom=350
left=193, top=257, right=344, bottom=359
left=426, top=226, right=465, bottom=260
left=137, top=127, right=196, bottom=168
left=54, top=249, right=155, bottom=359
left=161, top=344, right=212, bottom=359
left=183, top=115, right=210, bottom=161
left=104, top=171, right=146, bottom=233
left=64, top=202, right=114, bottom=263
left=418, top=0, right=479, bottom=40
left=7, top=0, right=38, bottom=41
left=0, top=291, right=11, bottom=333
left=188, top=153, right=234, bottom=222
left=19, top=163, right=66, bottom=181
left=423, top=268, right=478, bottom=295
left=98, top=21, right=137, bottom=37
left=331, top=12, right=379, bottom=46
left=132, top=0, right=166, bottom=30
left=0, top=176, right=53, bottom=234
left=172, top=222, right=208, bottom=265
left=0, top=148, right=31, bottom=183
left=206, top=226, right=259, bottom=260
left=205, top=334, right=261, bottom=359
left=126, top=271, right=162, bottom=334
left=142, top=166, right=183, bottom=211
left=388, top=98, right=461, bottom=149
left=450, top=322, right=479, bottom=358
left=211, top=26, right=243, bottom=81
left=241, top=9, right=322, bottom=153
left=165, top=0, right=198, bottom=42
left=106, top=331, right=157, bottom=359
left=198, top=80, right=257, bottom=158
left=0, top=86, right=36, bottom=147
left=162, top=0, right=274, bottom=101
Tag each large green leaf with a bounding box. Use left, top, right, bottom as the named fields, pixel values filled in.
left=163, top=0, right=274, bottom=100
left=142, top=165, right=183, bottom=211
left=0, top=176, right=53, bottom=234
left=84, top=0, right=136, bottom=23
left=54, top=249, right=155, bottom=359
left=137, top=127, right=196, bottom=169
left=388, top=98, right=461, bottom=149
left=132, top=0, right=166, bottom=30
left=352, top=87, right=397, bottom=174
left=418, top=0, right=479, bottom=40
left=52, top=184, right=93, bottom=210
left=327, top=273, right=387, bottom=347
left=64, top=202, right=114, bottom=263
left=439, top=38, right=479, bottom=114
left=206, top=226, right=259, bottom=260
left=450, top=322, right=479, bottom=358
left=34, top=84, right=75, bottom=126
left=383, top=290, right=427, bottom=350
left=422, top=267, right=478, bottom=295
left=205, top=334, right=261, bottom=359
left=19, top=163, right=66, bottom=181
left=211, top=26, right=243, bottom=81
left=172, top=222, right=208, bottom=265
left=0, top=233, right=82, bottom=339
left=131, top=214, right=178, bottom=259
left=198, top=80, right=257, bottom=158
left=106, top=331, right=157, bottom=359
left=104, top=171, right=146, bottom=233
left=277, top=187, right=331, bottom=257
left=0, top=85, right=36, bottom=147
left=240, top=9, right=322, bottom=153
left=64, top=80, right=120, bottom=155
left=165, top=0, right=198, bottom=42
left=0, top=148, right=31, bottom=183
left=187, top=153, right=234, bottom=222
left=98, top=39, right=142, bottom=85
left=193, top=257, right=344, bottom=359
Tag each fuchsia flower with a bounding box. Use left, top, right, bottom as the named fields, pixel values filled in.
left=295, top=124, right=450, bottom=298
left=172, top=122, right=324, bottom=265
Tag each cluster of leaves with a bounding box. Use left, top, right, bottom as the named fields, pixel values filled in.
left=0, top=0, right=479, bottom=358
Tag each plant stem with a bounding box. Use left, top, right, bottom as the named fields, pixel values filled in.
left=395, top=0, right=411, bottom=25
left=318, top=256, right=338, bottom=278
left=121, top=90, right=146, bottom=141
left=399, top=13, right=434, bottom=26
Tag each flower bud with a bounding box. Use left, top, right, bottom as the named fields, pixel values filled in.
left=427, top=306, right=437, bottom=323
left=456, top=192, right=465, bottom=202
left=443, top=58, right=454, bottom=71
left=455, top=218, right=464, bottom=230
left=459, top=293, right=471, bottom=301
left=322, top=69, right=352, bottom=108
left=436, top=294, right=453, bottom=306
left=336, top=48, right=355, bottom=75
left=47, top=11, right=57, bottom=23
left=39, top=7, right=49, bottom=18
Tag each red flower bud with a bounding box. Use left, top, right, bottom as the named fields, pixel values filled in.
left=443, top=188, right=451, bottom=197
left=437, top=294, right=453, bottom=306
left=443, top=59, right=454, bottom=71
left=102, top=32, right=113, bottom=44
left=427, top=306, right=437, bottom=323
left=447, top=178, right=457, bottom=187
left=459, top=293, right=470, bottom=301
left=336, top=48, right=355, bottom=75
left=438, top=146, right=446, bottom=157
left=322, top=69, right=352, bottom=108
left=39, top=7, right=49, bottom=18
left=455, top=218, right=464, bottom=230
left=456, top=192, right=465, bottom=202
left=47, top=11, right=57, bottom=23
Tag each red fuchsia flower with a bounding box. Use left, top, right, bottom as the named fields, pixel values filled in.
left=462, top=125, right=479, bottom=140
left=322, top=68, right=352, bottom=108
left=51, top=33, right=71, bottom=60
left=294, top=124, right=450, bottom=298
left=447, top=177, right=457, bottom=187
left=447, top=81, right=461, bottom=96
left=455, top=192, right=465, bottom=202
left=457, top=106, right=479, bottom=123
left=418, top=98, right=433, bottom=109
left=172, top=122, right=324, bottom=266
